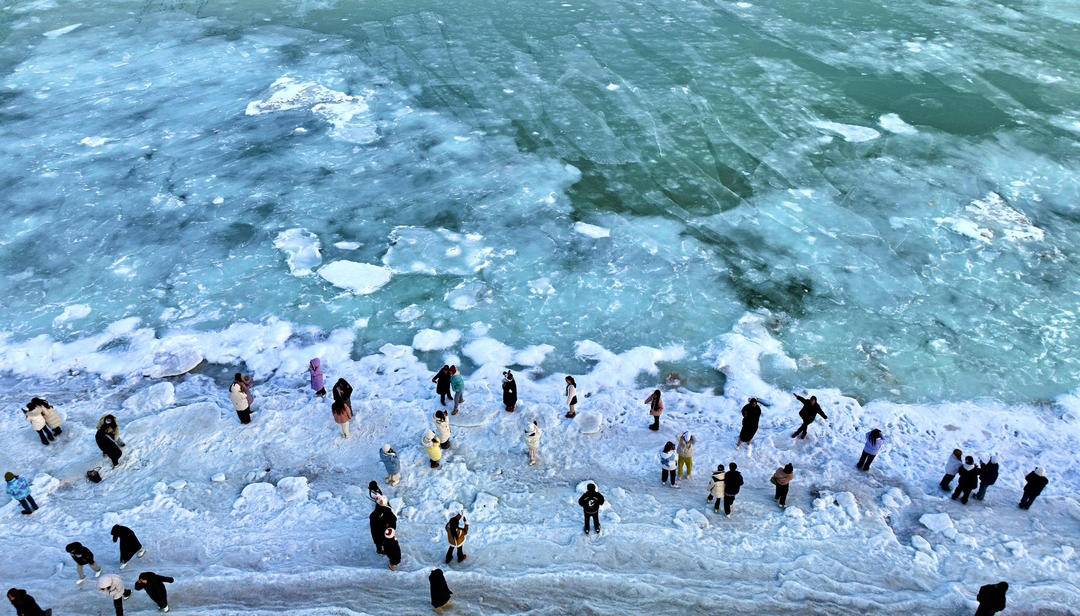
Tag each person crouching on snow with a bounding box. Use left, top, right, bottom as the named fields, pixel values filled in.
left=423, top=431, right=442, bottom=469
left=444, top=513, right=469, bottom=564
left=66, top=542, right=102, bottom=583
left=434, top=410, right=452, bottom=449
left=98, top=574, right=131, bottom=616
left=111, top=524, right=145, bottom=569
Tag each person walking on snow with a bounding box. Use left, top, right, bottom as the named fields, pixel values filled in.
left=645, top=389, right=664, bottom=431
left=429, top=568, right=453, bottom=612
left=380, top=444, right=401, bottom=486
left=579, top=483, right=605, bottom=534
left=434, top=410, right=452, bottom=449
left=4, top=473, right=37, bottom=515
left=677, top=432, right=696, bottom=480
left=332, top=378, right=353, bottom=407
left=723, top=462, right=744, bottom=516
left=383, top=528, right=402, bottom=571
left=6, top=588, right=49, bottom=616
left=24, top=398, right=62, bottom=445
left=975, top=455, right=999, bottom=501
left=449, top=366, right=465, bottom=415
left=229, top=373, right=253, bottom=424
left=737, top=398, right=761, bottom=448
left=565, top=376, right=578, bottom=419
left=98, top=574, right=131, bottom=616
left=975, top=581, right=1008, bottom=616
left=432, top=366, right=452, bottom=407
left=660, top=442, right=679, bottom=488
left=857, top=429, right=887, bottom=471
left=111, top=525, right=145, bottom=569
left=707, top=465, right=725, bottom=513
left=791, top=393, right=827, bottom=439
left=952, top=456, right=979, bottom=504
left=940, top=449, right=964, bottom=491
left=96, top=421, right=123, bottom=468
left=502, top=370, right=517, bottom=413
left=308, top=358, right=326, bottom=398
left=331, top=398, right=353, bottom=438
left=134, top=572, right=173, bottom=612
left=369, top=499, right=397, bottom=555
left=423, top=431, right=443, bottom=469
left=771, top=463, right=794, bottom=508
left=368, top=481, right=383, bottom=504
left=66, top=542, right=102, bottom=583
left=97, top=415, right=126, bottom=448
left=1019, top=467, right=1048, bottom=510
left=524, top=421, right=542, bottom=466
left=444, top=513, right=469, bottom=564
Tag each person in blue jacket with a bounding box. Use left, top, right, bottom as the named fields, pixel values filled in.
left=4, top=472, right=37, bottom=515
left=380, top=444, right=401, bottom=487
left=857, top=429, right=887, bottom=471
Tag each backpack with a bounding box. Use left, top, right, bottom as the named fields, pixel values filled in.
left=86, top=469, right=102, bottom=484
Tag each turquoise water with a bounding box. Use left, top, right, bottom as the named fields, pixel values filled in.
left=0, top=0, right=1077, bottom=403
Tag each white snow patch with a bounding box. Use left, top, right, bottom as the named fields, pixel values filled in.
left=53, top=303, right=91, bottom=325
left=43, top=23, right=81, bottom=38
left=277, top=476, right=310, bottom=502
left=246, top=76, right=378, bottom=144
left=333, top=241, right=361, bottom=250
left=573, top=221, right=612, bottom=238
left=79, top=136, right=109, bottom=147
left=318, top=260, right=392, bottom=295
left=122, top=382, right=176, bottom=412
left=606, top=83, right=621, bottom=91
left=919, top=512, right=954, bottom=533
left=575, top=411, right=604, bottom=434
left=274, top=228, right=322, bottom=277
left=528, top=277, right=556, bottom=297
left=412, top=329, right=461, bottom=352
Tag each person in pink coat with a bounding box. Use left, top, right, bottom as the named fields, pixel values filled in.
left=332, top=398, right=353, bottom=438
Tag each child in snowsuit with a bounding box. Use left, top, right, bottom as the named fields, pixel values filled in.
left=66, top=542, right=102, bottom=583
left=111, top=525, right=145, bottom=568
left=380, top=444, right=401, bottom=486
left=707, top=466, right=725, bottom=512
left=423, top=431, right=442, bottom=469
left=444, top=513, right=468, bottom=564
left=134, top=572, right=173, bottom=612
left=524, top=421, right=542, bottom=466
left=4, top=472, right=37, bottom=515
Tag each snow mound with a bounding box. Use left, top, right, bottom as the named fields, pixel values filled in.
left=470, top=492, right=499, bottom=521
left=412, top=329, right=461, bottom=352
left=277, top=476, right=310, bottom=502
left=274, top=228, right=322, bottom=277
left=122, top=382, right=176, bottom=412
left=911, top=535, right=933, bottom=552
left=919, top=512, right=954, bottom=533
left=573, top=221, right=611, bottom=238
left=881, top=487, right=911, bottom=509
left=146, top=347, right=204, bottom=378
left=575, top=411, right=604, bottom=434
left=463, top=338, right=514, bottom=366
left=318, top=261, right=392, bottom=295
left=53, top=303, right=91, bottom=325
left=674, top=508, right=711, bottom=533
left=233, top=483, right=282, bottom=515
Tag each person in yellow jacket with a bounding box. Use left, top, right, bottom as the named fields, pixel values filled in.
left=524, top=421, right=542, bottom=466
left=423, top=430, right=442, bottom=468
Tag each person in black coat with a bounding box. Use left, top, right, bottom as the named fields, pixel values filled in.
left=382, top=528, right=402, bottom=570
left=96, top=427, right=123, bottom=468
left=952, top=456, right=979, bottom=505
left=737, top=398, right=762, bottom=447
left=974, top=581, right=1008, bottom=616
left=332, top=378, right=353, bottom=407
left=429, top=569, right=452, bottom=611
left=432, top=366, right=452, bottom=406
left=723, top=462, right=744, bottom=516
left=66, top=542, right=102, bottom=583
left=974, top=456, right=999, bottom=501
left=501, top=371, right=517, bottom=413
left=790, top=394, right=827, bottom=439
left=111, top=525, right=144, bottom=567
left=6, top=588, right=48, bottom=616
left=578, top=483, right=606, bottom=535
left=134, top=572, right=173, bottom=611
left=368, top=503, right=397, bottom=555
left=1019, top=468, right=1048, bottom=510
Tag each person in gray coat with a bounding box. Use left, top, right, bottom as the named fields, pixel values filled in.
left=940, top=449, right=963, bottom=491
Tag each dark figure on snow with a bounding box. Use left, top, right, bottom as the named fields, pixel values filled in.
left=858, top=429, right=887, bottom=471
left=96, top=424, right=123, bottom=468
left=432, top=366, right=452, bottom=407
left=723, top=463, right=744, bottom=516
left=737, top=398, right=761, bottom=448
left=791, top=394, right=827, bottom=439
left=940, top=449, right=963, bottom=491
left=975, top=456, right=999, bottom=501
left=444, top=513, right=469, bottom=564
left=383, top=528, right=402, bottom=571
left=578, top=483, right=605, bottom=535
left=429, top=568, right=453, bottom=612
left=367, top=481, right=383, bottom=504
left=111, top=525, right=145, bottom=568
left=771, top=463, right=794, bottom=508
left=66, top=542, right=102, bottom=583
left=1019, top=468, right=1048, bottom=510
left=369, top=500, right=397, bottom=555
left=7, top=587, right=49, bottom=616
left=974, top=581, right=1008, bottom=616
left=502, top=370, right=517, bottom=413
left=134, top=572, right=173, bottom=612
left=332, top=378, right=353, bottom=408
left=952, top=456, right=979, bottom=504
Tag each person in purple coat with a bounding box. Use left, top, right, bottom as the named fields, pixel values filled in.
left=309, top=358, right=326, bottom=398
left=857, top=429, right=887, bottom=471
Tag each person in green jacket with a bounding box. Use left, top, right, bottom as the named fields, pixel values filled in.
left=450, top=366, right=465, bottom=415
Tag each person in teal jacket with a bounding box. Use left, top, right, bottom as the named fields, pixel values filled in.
left=4, top=472, right=37, bottom=515
left=449, top=366, right=465, bottom=415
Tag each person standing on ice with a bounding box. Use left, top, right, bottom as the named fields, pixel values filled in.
left=98, top=574, right=131, bottom=616
left=24, top=398, right=62, bottom=445
left=96, top=420, right=124, bottom=468
left=723, top=462, right=744, bottom=516
left=134, top=572, right=173, bottom=612
left=790, top=393, right=827, bottom=439
left=502, top=370, right=517, bottom=413
left=4, top=472, right=38, bottom=515
left=974, top=581, right=1008, bottom=616
left=66, top=542, right=102, bottom=583
left=97, top=415, right=126, bottom=448
left=706, top=465, right=725, bottom=513
left=975, top=455, right=999, bottom=501
left=229, top=373, right=253, bottom=425
left=429, top=568, right=453, bottom=612
left=6, top=588, right=49, bottom=616
left=736, top=398, right=761, bottom=448
left=660, top=442, right=679, bottom=488
left=383, top=528, right=402, bottom=571
left=308, top=358, right=326, bottom=398
left=380, top=444, right=401, bottom=486
left=524, top=421, right=542, bottom=466
left=857, top=429, right=887, bottom=471
left=423, top=431, right=443, bottom=469
left=952, top=456, right=979, bottom=504
left=444, top=513, right=469, bottom=564
left=676, top=431, right=696, bottom=480
left=771, top=463, right=794, bottom=508
left=645, top=389, right=664, bottom=431
left=369, top=496, right=397, bottom=555
left=111, top=525, right=145, bottom=569
left=1019, top=467, right=1048, bottom=510
left=432, top=366, right=452, bottom=407
left=332, top=378, right=353, bottom=408
left=940, top=449, right=964, bottom=491
left=578, top=483, right=605, bottom=534
left=331, top=398, right=353, bottom=439
left=565, top=376, right=578, bottom=419
left=434, top=410, right=453, bottom=449
left=449, top=366, right=465, bottom=415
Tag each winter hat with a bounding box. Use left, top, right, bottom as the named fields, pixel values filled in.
left=1035, top=467, right=1046, bottom=477
left=97, top=577, right=111, bottom=591
left=368, top=481, right=380, bottom=491
left=384, top=527, right=396, bottom=539
left=784, top=463, right=794, bottom=473
left=383, top=444, right=392, bottom=453
left=449, top=366, right=457, bottom=374
left=3, top=472, right=14, bottom=482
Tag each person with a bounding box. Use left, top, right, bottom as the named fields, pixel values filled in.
left=368, top=481, right=383, bottom=503
left=309, top=358, right=326, bottom=398
left=98, top=574, right=131, bottom=616
left=332, top=378, right=353, bottom=407
left=229, top=373, right=253, bottom=424
left=736, top=398, right=761, bottom=448
left=379, top=444, right=401, bottom=486
left=565, top=376, right=578, bottom=419
left=423, top=431, right=443, bottom=469
left=96, top=415, right=126, bottom=448
left=952, top=456, right=979, bottom=504
left=432, top=366, right=452, bottom=407
left=434, top=410, right=452, bottom=449
left=975, top=455, right=999, bottom=501
left=676, top=431, right=696, bottom=480
left=578, top=483, right=605, bottom=535
left=111, top=525, right=145, bottom=568
left=791, top=393, right=827, bottom=439
left=502, top=370, right=517, bottom=412
left=1019, top=467, right=1048, bottom=510
left=383, top=528, right=402, bottom=571
left=429, top=568, right=453, bottom=612
left=940, top=449, right=964, bottom=491
left=369, top=499, right=397, bottom=555
left=723, top=462, right=743, bottom=516
left=660, top=442, right=678, bottom=488
left=6, top=588, right=49, bottom=616
left=771, top=463, right=794, bottom=508
left=25, top=398, right=62, bottom=445
left=706, top=465, right=725, bottom=513
left=4, top=473, right=37, bottom=515
left=974, top=581, right=1008, bottom=616
left=524, top=421, right=542, bottom=466
left=444, top=513, right=469, bottom=564
left=66, top=542, right=102, bottom=583
left=134, top=572, right=173, bottom=612
left=96, top=422, right=123, bottom=468
left=858, top=429, right=887, bottom=471
left=645, top=389, right=664, bottom=431
left=331, top=398, right=353, bottom=438
left=23, top=401, right=55, bottom=446
left=450, top=366, right=465, bottom=415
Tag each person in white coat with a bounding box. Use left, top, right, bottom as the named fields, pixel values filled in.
left=434, top=410, right=452, bottom=450
left=660, top=442, right=679, bottom=488
left=24, top=398, right=60, bottom=445
left=229, top=373, right=253, bottom=424
left=524, top=421, right=542, bottom=466
left=98, top=574, right=131, bottom=616
left=706, top=465, right=726, bottom=513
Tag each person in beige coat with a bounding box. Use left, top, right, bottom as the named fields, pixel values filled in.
left=97, top=573, right=131, bottom=615
left=524, top=421, right=542, bottom=466
left=434, top=410, right=452, bottom=450
left=444, top=513, right=469, bottom=564
left=771, top=463, right=794, bottom=508
left=24, top=398, right=62, bottom=445
left=676, top=431, right=696, bottom=480
left=229, top=373, right=253, bottom=424
left=706, top=465, right=726, bottom=513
